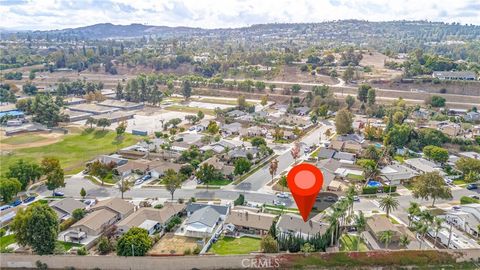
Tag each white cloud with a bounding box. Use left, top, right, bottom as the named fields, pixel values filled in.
left=1, top=0, right=479, bottom=30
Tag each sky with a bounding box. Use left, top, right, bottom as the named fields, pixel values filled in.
left=1, top=0, right=480, bottom=31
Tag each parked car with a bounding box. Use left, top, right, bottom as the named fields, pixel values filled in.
left=353, top=196, right=360, bottom=202
left=22, top=196, right=35, bottom=204
left=10, top=199, right=22, bottom=207
left=469, top=195, right=480, bottom=200
left=466, top=184, right=478, bottom=190
left=0, top=205, right=12, bottom=211
left=53, top=191, right=64, bottom=197
left=324, top=196, right=337, bottom=202
left=273, top=200, right=286, bottom=207
left=141, top=175, right=152, bottom=181
left=135, top=179, right=143, bottom=185
left=276, top=192, right=289, bottom=199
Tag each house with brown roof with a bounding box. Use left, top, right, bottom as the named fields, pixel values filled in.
left=225, top=209, right=276, bottom=236
left=90, top=198, right=135, bottom=220
left=49, top=198, right=86, bottom=221
left=70, top=209, right=117, bottom=236
left=366, top=215, right=402, bottom=244
left=117, top=203, right=185, bottom=235
left=276, top=213, right=328, bottom=239
left=199, top=156, right=235, bottom=178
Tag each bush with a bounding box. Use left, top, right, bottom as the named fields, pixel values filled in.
left=362, top=186, right=378, bottom=194
left=72, top=208, right=86, bottom=221
left=193, top=246, right=201, bottom=255
left=383, top=186, right=397, bottom=193
left=0, top=228, right=6, bottom=237
left=77, top=247, right=87, bottom=256
left=165, top=216, right=182, bottom=232
left=154, top=204, right=164, bottom=209
left=97, top=236, right=113, bottom=255
left=60, top=218, right=76, bottom=231
left=177, top=198, right=184, bottom=204
left=184, top=248, right=192, bottom=255
left=460, top=196, right=480, bottom=205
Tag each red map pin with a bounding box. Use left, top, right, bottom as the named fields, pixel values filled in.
left=287, top=163, right=324, bottom=222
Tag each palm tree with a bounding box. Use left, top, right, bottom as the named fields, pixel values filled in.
left=399, top=234, right=410, bottom=249
left=346, top=186, right=356, bottom=217
left=117, top=176, right=131, bottom=199
left=416, top=223, right=429, bottom=249
left=407, top=202, right=421, bottom=227
left=269, top=159, right=278, bottom=184
left=432, top=217, right=444, bottom=248
left=327, top=211, right=340, bottom=246
left=354, top=211, right=366, bottom=251
left=379, top=230, right=394, bottom=249
left=379, top=195, right=399, bottom=218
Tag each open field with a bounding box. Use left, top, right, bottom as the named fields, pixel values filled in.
left=0, top=129, right=140, bottom=175
left=0, top=134, right=46, bottom=145
left=210, top=236, right=261, bottom=255
left=0, top=132, right=65, bottom=150
left=149, top=234, right=199, bottom=255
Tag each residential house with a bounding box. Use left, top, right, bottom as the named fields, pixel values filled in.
left=227, top=110, right=247, bottom=118
left=240, top=126, right=267, bottom=138
left=117, top=203, right=185, bottom=235
left=225, top=209, right=276, bottom=236
left=316, top=147, right=336, bottom=160
left=50, top=198, right=87, bottom=221
left=432, top=71, right=476, bottom=81
left=366, top=215, right=402, bottom=246
left=464, top=112, right=480, bottom=122
left=404, top=158, right=444, bottom=175
left=444, top=204, right=480, bottom=237
left=222, top=122, right=242, bottom=136
left=115, top=159, right=151, bottom=177
left=91, top=154, right=128, bottom=167
left=276, top=213, right=328, bottom=239
left=295, top=106, right=310, bottom=116
left=149, top=160, right=184, bottom=179
left=380, top=163, right=418, bottom=186
left=225, top=146, right=261, bottom=164
left=333, top=151, right=356, bottom=164
left=70, top=209, right=118, bottom=236
left=329, top=140, right=345, bottom=151
left=182, top=204, right=230, bottom=238
left=438, top=123, right=462, bottom=137
left=200, top=139, right=240, bottom=154
left=90, top=198, right=135, bottom=220
left=199, top=156, right=234, bottom=179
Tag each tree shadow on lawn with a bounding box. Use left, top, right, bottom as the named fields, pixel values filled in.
left=93, top=130, right=109, bottom=139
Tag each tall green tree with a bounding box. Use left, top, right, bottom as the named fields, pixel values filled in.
left=357, top=84, right=371, bottom=103
left=335, top=108, right=353, bottom=135
left=234, top=157, right=252, bottom=175
left=367, top=88, right=376, bottom=105
left=379, top=195, right=399, bottom=218
left=163, top=169, right=183, bottom=200
left=379, top=230, right=394, bottom=249
left=11, top=204, right=59, bottom=255
left=182, top=80, right=192, bottom=100
left=116, top=227, right=152, bottom=256
left=6, top=159, right=43, bottom=190
left=412, top=172, right=452, bottom=207
left=345, top=95, right=355, bottom=109
left=0, top=178, right=22, bottom=203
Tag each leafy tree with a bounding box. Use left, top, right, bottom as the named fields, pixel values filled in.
left=11, top=204, right=59, bottom=255
left=234, top=157, right=252, bottom=175
left=367, top=88, right=376, bottom=105
left=237, top=94, right=247, bottom=110
left=72, top=208, right=86, bottom=221
left=0, top=178, right=21, bottom=203
left=116, top=227, right=152, bottom=256
left=427, top=95, right=446, bottom=107
left=290, top=142, right=301, bottom=162
left=384, top=124, right=412, bottom=148
left=279, top=175, right=288, bottom=192
left=196, top=163, right=224, bottom=187
left=342, top=66, right=354, bottom=82
left=80, top=187, right=86, bottom=198
left=96, top=118, right=111, bottom=130
left=163, top=169, right=183, bottom=200
left=117, top=176, right=132, bottom=199
left=455, top=158, right=480, bottom=178
left=379, top=196, right=399, bottom=218
left=116, top=121, right=127, bottom=137
left=399, top=234, right=411, bottom=248
left=357, top=84, right=371, bottom=103
left=85, top=117, right=97, bottom=129
left=22, top=82, right=38, bottom=95
left=181, top=80, right=192, bottom=100
left=255, top=81, right=266, bottom=91
left=7, top=159, right=43, bottom=189
left=291, top=84, right=301, bottom=93
left=261, top=235, right=279, bottom=253
left=345, top=95, right=355, bottom=109
left=97, top=236, right=114, bottom=254
left=423, top=145, right=449, bottom=163
left=32, top=94, right=66, bottom=127
left=412, top=172, right=452, bottom=207
left=234, top=194, right=245, bottom=206
left=251, top=137, right=267, bottom=147
left=407, top=202, right=421, bottom=227
left=393, top=111, right=405, bottom=125
left=197, top=110, right=204, bottom=120
left=46, top=167, right=64, bottom=192
left=335, top=109, right=353, bottom=135
left=379, top=230, right=394, bottom=249
left=207, top=121, right=219, bottom=135
left=261, top=95, right=268, bottom=106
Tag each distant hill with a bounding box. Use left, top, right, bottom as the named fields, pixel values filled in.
left=3, top=20, right=480, bottom=42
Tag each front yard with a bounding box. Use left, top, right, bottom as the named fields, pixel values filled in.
left=210, top=236, right=261, bottom=255
left=339, top=234, right=368, bottom=252
left=0, top=234, right=16, bottom=250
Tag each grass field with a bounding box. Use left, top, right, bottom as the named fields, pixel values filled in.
left=57, top=241, right=83, bottom=251
left=210, top=236, right=260, bottom=255
left=165, top=105, right=214, bottom=115
left=339, top=235, right=368, bottom=252
left=0, top=234, right=16, bottom=250
left=0, top=134, right=47, bottom=145
left=0, top=129, right=140, bottom=175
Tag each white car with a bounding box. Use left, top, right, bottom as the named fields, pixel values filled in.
left=276, top=192, right=289, bottom=198
left=134, top=179, right=143, bottom=185
left=273, top=200, right=286, bottom=207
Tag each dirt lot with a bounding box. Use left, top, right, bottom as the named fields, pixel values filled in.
left=0, top=132, right=64, bottom=150
left=149, top=234, right=200, bottom=255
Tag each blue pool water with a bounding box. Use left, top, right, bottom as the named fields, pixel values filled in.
left=367, top=180, right=382, bottom=188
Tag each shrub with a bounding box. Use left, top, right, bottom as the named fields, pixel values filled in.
left=60, top=218, right=76, bottom=231
left=460, top=196, right=479, bottom=205
left=97, top=236, right=113, bottom=255
left=154, top=204, right=164, bottom=209
left=77, top=247, right=87, bottom=256
left=362, top=186, right=378, bottom=194
left=383, top=186, right=397, bottom=193
left=184, top=248, right=192, bottom=255
left=72, top=208, right=86, bottom=221
left=193, top=246, right=201, bottom=255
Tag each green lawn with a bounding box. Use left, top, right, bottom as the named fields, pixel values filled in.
left=339, top=235, right=368, bottom=252
left=210, top=236, right=260, bottom=255
left=1, top=134, right=46, bottom=145
left=346, top=174, right=364, bottom=181
left=0, top=234, right=16, bottom=250
left=57, top=241, right=83, bottom=251
left=0, top=130, right=140, bottom=175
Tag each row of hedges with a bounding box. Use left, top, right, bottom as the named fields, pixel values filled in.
left=362, top=185, right=397, bottom=194
left=460, top=196, right=480, bottom=205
